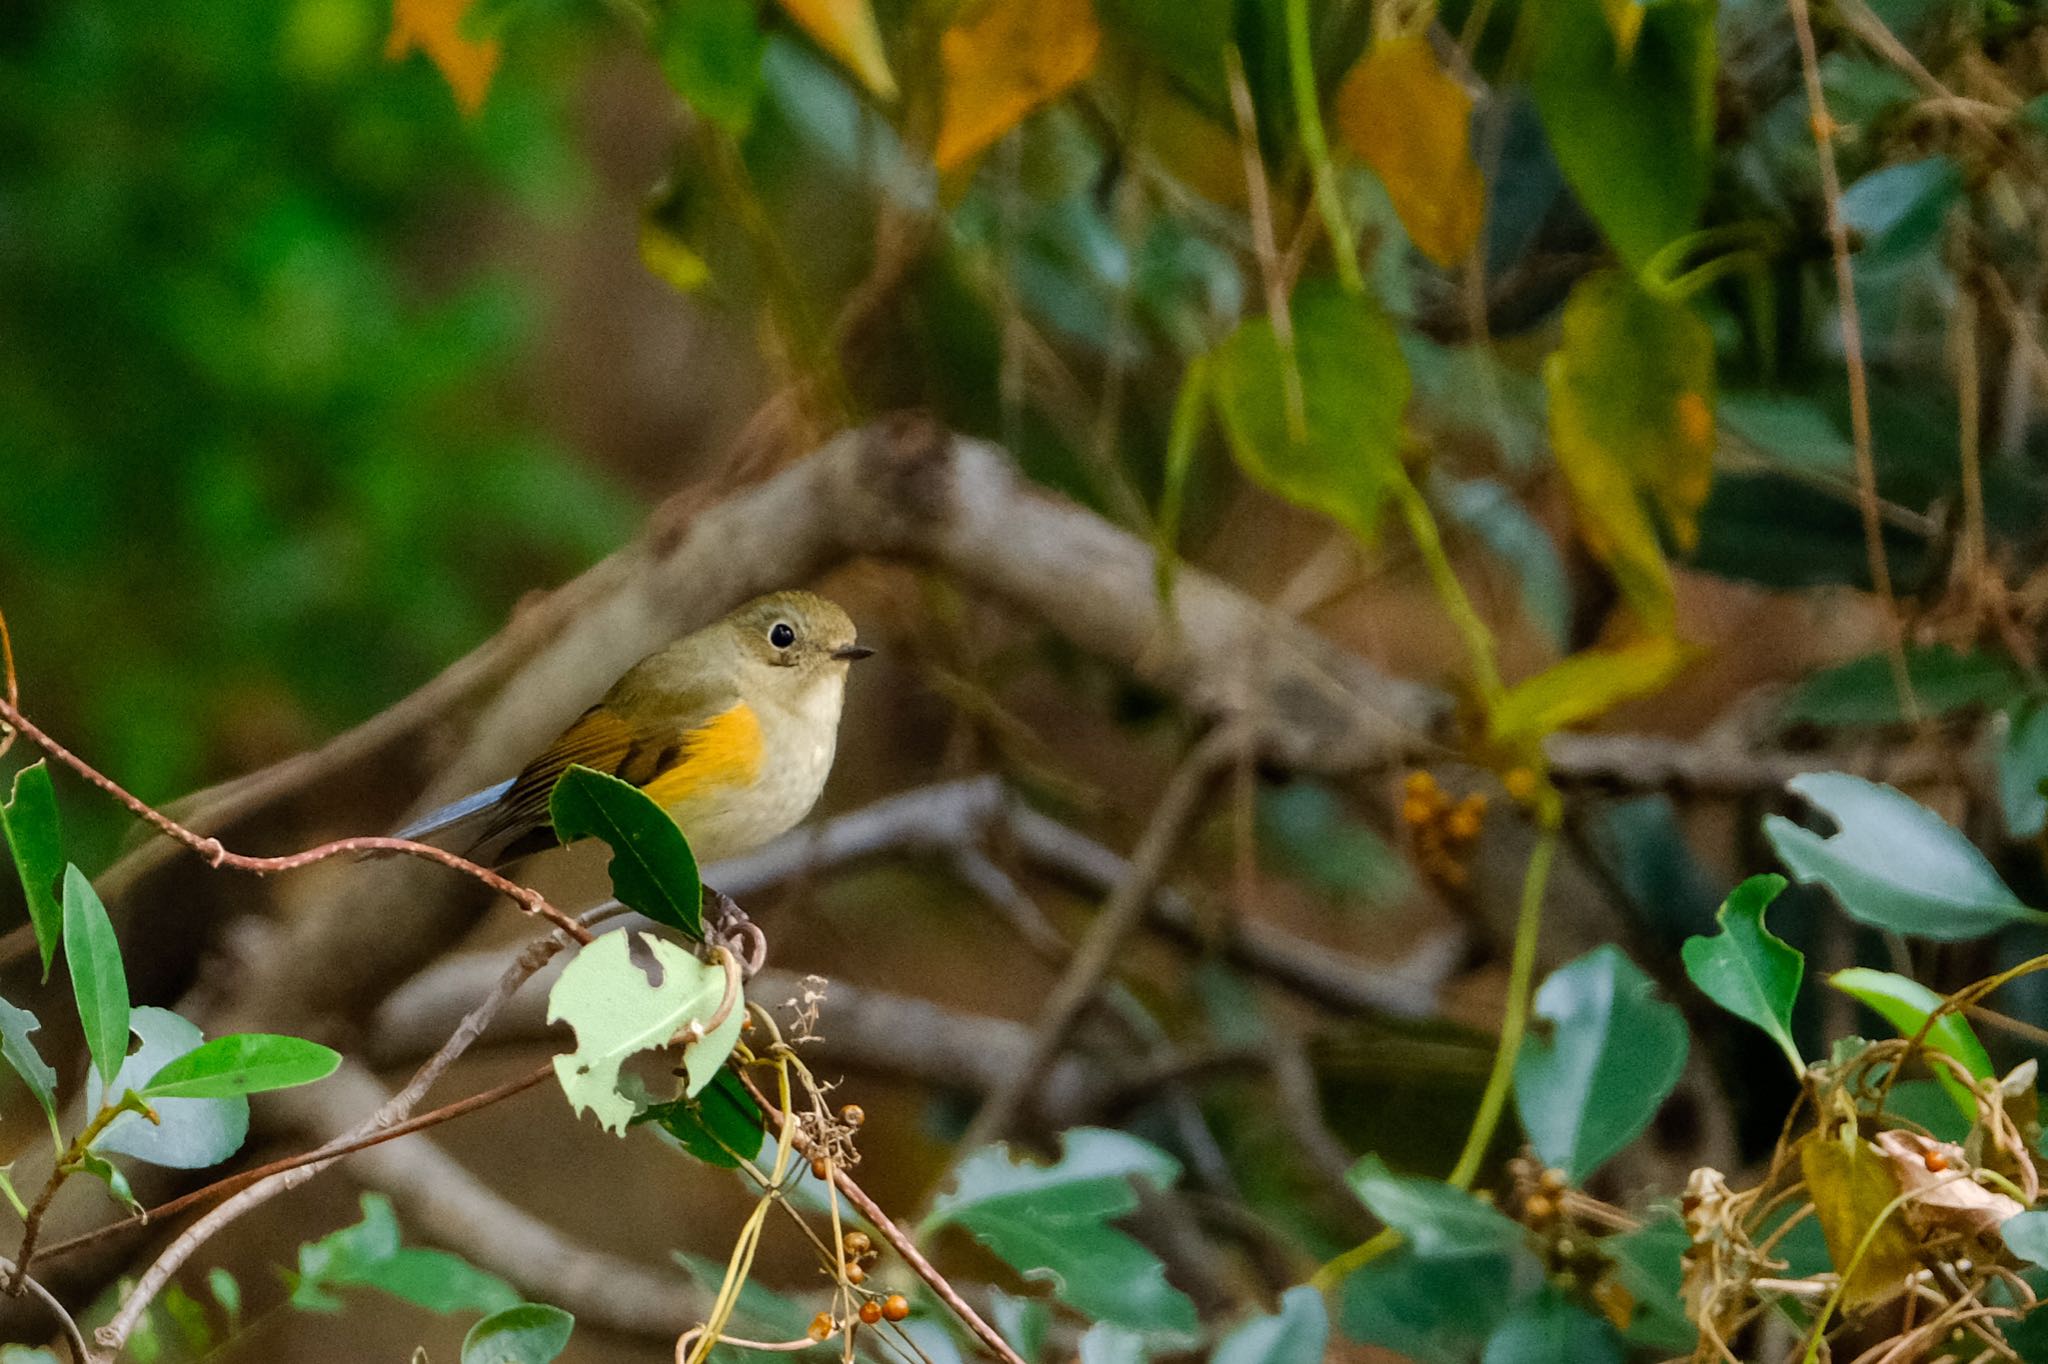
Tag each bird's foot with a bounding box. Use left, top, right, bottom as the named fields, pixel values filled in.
left=705, top=888, right=767, bottom=978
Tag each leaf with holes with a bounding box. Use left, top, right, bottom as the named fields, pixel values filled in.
left=1514, top=946, right=1688, bottom=1183
left=546, top=931, right=741, bottom=1135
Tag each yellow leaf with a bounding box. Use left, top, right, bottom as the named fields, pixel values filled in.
left=1545, top=270, right=1716, bottom=634
left=775, top=0, right=898, bottom=100
left=385, top=0, right=500, bottom=116
left=639, top=220, right=710, bottom=293
left=935, top=0, right=1102, bottom=172
left=1334, top=36, right=1484, bottom=269
left=1798, top=1130, right=1922, bottom=1311
left=1600, top=0, right=1647, bottom=58
left=1490, top=635, right=1695, bottom=744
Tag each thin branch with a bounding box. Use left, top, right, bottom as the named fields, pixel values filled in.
left=1786, top=0, right=1918, bottom=720
left=0, top=1256, right=89, bottom=1364
left=957, top=729, right=1238, bottom=1154
left=0, top=696, right=590, bottom=943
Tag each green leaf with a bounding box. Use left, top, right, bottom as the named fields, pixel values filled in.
left=1764, top=772, right=2046, bottom=940
left=1075, top=1323, right=1147, bottom=1364
left=1214, top=1286, right=1327, bottom=1364
left=1681, top=874, right=1804, bottom=1073
left=1839, top=157, right=1963, bottom=267
left=138, top=1033, right=341, bottom=1099
left=1513, top=946, right=1689, bottom=1182
left=63, top=864, right=129, bottom=1088
left=633, top=1068, right=761, bottom=1168
left=549, top=765, right=703, bottom=939
left=1998, top=700, right=2048, bottom=838
left=1528, top=0, right=1715, bottom=272
left=658, top=0, right=765, bottom=136
left=463, top=1304, right=574, bottom=1364
left=545, top=930, right=742, bottom=1134
left=0, top=762, right=63, bottom=980
left=1096, top=0, right=1233, bottom=107
left=1345, top=1155, right=1526, bottom=1258
left=86, top=1007, right=248, bottom=1169
left=1481, top=1287, right=1625, bottom=1364
left=1336, top=1245, right=1519, bottom=1364
left=0, top=995, right=58, bottom=1139
left=295, top=1194, right=522, bottom=1316
left=76, top=1149, right=142, bottom=1215
left=2002, top=1210, right=2048, bottom=1266
left=1544, top=270, right=1715, bottom=633
left=1256, top=781, right=1411, bottom=907
left=927, top=1128, right=1198, bottom=1338
left=208, top=1267, right=241, bottom=1326
left=1781, top=647, right=2022, bottom=729
left=1829, top=967, right=1992, bottom=1120
left=1210, top=279, right=1411, bottom=542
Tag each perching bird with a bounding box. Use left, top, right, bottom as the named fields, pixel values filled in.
left=398, top=590, right=871, bottom=868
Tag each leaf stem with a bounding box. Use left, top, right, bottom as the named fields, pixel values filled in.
left=1284, top=0, right=1364, bottom=295
left=1388, top=468, right=1505, bottom=710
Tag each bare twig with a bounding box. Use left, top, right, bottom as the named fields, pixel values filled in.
left=0, top=1256, right=89, bottom=1364
left=957, top=729, right=1238, bottom=1153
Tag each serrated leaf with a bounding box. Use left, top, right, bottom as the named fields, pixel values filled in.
left=63, top=865, right=129, bottom=1089
left=1513, top=946, right=1689, bottom=1183
left=546, top=931, right=741, bottom=1135
left=1528, top=0, right=1714, bottom=272
left=0, top=996, right=57, bottom=1139
left=1346, top=1155, right=1526, bottom=1258
left=1335, top=36, right=1483, bottom=268
left=775, top=0, right=896, bottom=100
left=1, top=762, right=63, bottom=980
left=633, top=1068, right=761, bottom=1168
left=87, top=1007, right=248, bottom=1170
left=1829, top=968, right=1991, bottom=1120
left=2000, top=700, right=2048, bottom=838
left=1214, top=1285, right=1327, bottom=1364
left=927, top=1129, right=1197, bottom=1337
left=1764, top=772, right=2046, bottom=940
left=1798, top=1130, right=1919, bottom=1310
left=138, top=1033, right=340, bottom=1099
left=1211, top=280, right=1410, bottom=542
left=549, top=765, right=702, bottom=939
left=1681, top=874, right=1803, bottom=1073
left=658, top=0, right=765, bottom=136
left=1545, top=270, right=1715, bottom=633
left=1490, top=635, right=1695, bottom=744
left=463, top=1304, right=574, bottom=1364
left=385, top=0, right=499, bottom=114
left=935, top=0, right=1101, bottom=171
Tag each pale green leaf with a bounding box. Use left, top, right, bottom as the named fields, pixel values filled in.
left=0, top=995, right=57, bottom=1138
left=87, top=1007, right=248, bottom=1170
left=1997, top=700, right=2048, bottom=838
left=1214, top=1286, right=1327, bottom=1364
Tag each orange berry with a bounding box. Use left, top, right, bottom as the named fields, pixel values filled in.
left=844, top=1231, right=872, bottom=1256
left=882, top=1294, right=910, bottom=1322
left=1404, top=770, right=1438, bottom=798
left=1401, top=796, right=1436, bottom=827
left=808, top=1313, right=834, bottom=1341
left=840, top=1103, right=866, bottom=1127
left=1445, top=808, right=1482, bottom=842
left=859, top=1300, right=883, bottom=1325
left=1925, top=1151, right=1950, bottom=1172
left=1503, top=767, right=1539, bottom=802
left=844, top=1262, right=867, bottom=1285
left=811, top=1157, right=831, bottom=1179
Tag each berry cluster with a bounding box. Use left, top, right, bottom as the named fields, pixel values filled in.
left=1400, top=771, right=1488, bottom=889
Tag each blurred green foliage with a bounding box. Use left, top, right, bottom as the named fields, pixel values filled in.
left=0, top=0, right=633, bottom=859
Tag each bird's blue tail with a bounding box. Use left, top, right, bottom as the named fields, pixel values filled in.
left=393, top=778, right=515, bottom=843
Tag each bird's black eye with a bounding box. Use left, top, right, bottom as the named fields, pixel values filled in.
left=769, top=622, right=796, bottom=649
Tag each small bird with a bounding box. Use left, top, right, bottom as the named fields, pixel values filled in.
left=398, top=590, right=872, bottom=868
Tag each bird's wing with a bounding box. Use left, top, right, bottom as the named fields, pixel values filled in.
left=463, top=687, right=743, bottom=863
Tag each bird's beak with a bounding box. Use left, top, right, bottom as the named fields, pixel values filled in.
left=832, top=644, right=875, bottom=662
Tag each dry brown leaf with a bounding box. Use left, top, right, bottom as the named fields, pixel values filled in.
left=775, top=0, right=898, bottom=100
left=935, top=0, right=1102, bottom=172
left=385, top=0, right=500, bottom=116
left=1334, top=35, right=1483, bottom=268
left=1871, top=1129, right=2025, bottom=1236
